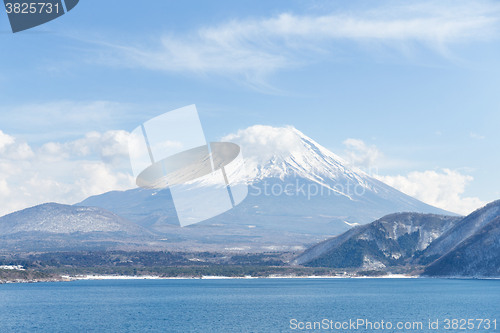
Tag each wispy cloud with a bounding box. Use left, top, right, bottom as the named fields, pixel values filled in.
left=341, top=138, right=413, bottom=171
left=86, top=1, right=500, bottom=86
left=342, top=138, right=384, bottom=169
left=470, top=132, right=486, bottom=139
left=1, top=101, right=130, bottom=141
left=0, top=100, right=172, bottom=143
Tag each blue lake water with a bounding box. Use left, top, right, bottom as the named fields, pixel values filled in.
left=0, top=278, right=499, bottom=332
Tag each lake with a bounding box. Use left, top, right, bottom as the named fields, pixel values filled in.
left=0, top=278, right=499, bottom=332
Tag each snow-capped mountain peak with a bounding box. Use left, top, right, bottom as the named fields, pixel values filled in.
left=223, top=125, right=370, bottom=188
left=76, top=124, right=453, bottom=248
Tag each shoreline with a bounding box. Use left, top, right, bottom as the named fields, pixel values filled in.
left=61, top=273, right=416, bottom=281
left=3, top=274, right=500, bottom=284
left=4, top=273, right=500, bottom=284
left=2, top=274, right=417, bottom=283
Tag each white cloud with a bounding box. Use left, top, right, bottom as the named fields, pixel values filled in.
left=90, top=1, right=500, bottom=84
left=0, top=179, right=10, bottom=197
left=0, top=130, right=136, bottom=217
left=374, top=169, right=486, bottom=215
left=222, top=125, right=306, bottom=174
left=0, top=124, right=489, bottom=218
left=66, top=130, right=131, bottom=165
left=340, top=137, right=485, bottom=215
left=341, top=138, right=412, bottom=173
left=470, top=132, right=486, bottom=139
left=38, top=130, right=131, bottom=165
left=0, top=130, right=15, bottom=150
left=343, top=138, right=384, bottom=169
left=223, top=125, right=304, bottom=156
left=224, top=126, right=486, bottom=216
left=73, top=162, right=134, bottom=200
left=0, top=130, right=35, bottom=160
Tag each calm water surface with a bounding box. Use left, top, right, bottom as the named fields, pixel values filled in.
left=0, top=278, right=499, bottom=332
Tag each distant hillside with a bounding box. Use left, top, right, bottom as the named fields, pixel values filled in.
left=0, top=203, right=155, bottom=252
left=293, top=212, right=460, bottom=269
left=293, top=200, right=500, bottom=278
left=76, top=126, right=453, bottom=251
left=419, top=200, right=500, bottom=263
left=424, top=216, right=500, bottom=277
left=0, top=203, right=149, bottom=235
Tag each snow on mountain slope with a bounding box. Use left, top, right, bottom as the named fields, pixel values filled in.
left=422, top=199, right=500, bottom=259
left=223, top=125, right=367, bottom=186
left=181, top=125, right=440, bottom=209
left=174, top=125, right=364, bottom=192
left=424, top=215, right=500, bottom=277
left=292, top=212, right=461, bottom=267
left=76, top=125, right=454, bottom=249
left=221, top=125, right=451, bottom=210
left=0, top=203, right=150, bottom=235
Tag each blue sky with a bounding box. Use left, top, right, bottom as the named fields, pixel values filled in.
left=1, top=0, right=499, bottom=216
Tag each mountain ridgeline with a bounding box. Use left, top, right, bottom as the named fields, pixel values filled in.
left=0, top=203, right=149, bottom=236
left=75, top=126, right=452, bottom=251
left=292, top=213, right=460, bottom=266
left=294, top=200, right=500, bottom=278
left=0, top=126, right=497, bottom=278
left=0, top=203, right=155, bottom=252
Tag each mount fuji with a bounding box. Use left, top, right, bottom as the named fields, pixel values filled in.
left=75, top=125, right=453, bottom=251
